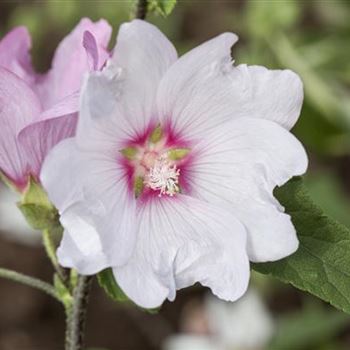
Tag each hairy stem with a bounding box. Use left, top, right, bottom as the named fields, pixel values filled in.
left=136, top=0, right=148, bottom=19
left=65, top=275, right=93, bottom=350
left=42, top=228, right=69, bottom=285
left=0, top=267, right=60, bottom=301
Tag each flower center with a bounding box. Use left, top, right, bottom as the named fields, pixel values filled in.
left=144, top=154, right=180, bottom=197
left=120, top=125, right=190, bottom=199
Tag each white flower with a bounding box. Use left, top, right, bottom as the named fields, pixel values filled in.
left=164, top=335, right=217, bottom=350
left=206, top=289, right=274, bottom=349
left=164, top=289, right=274, bottom=350
left=41, top=20, right=307, bottom=308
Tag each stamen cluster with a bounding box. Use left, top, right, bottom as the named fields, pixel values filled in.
left=144, top=154, right=180, bottom=197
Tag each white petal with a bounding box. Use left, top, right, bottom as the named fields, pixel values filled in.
left=233, top=65, right=303, bottom=130
left=157, top=35, right=303, bottom=140
left=186, top=118, right=308, bottom=262
left=109, top=19, right=177, bottom=132
left=76, top=72, right=135, bottom=152
left=164, top=335, right=217, bottom=350
left=205, top=289, right=274, bottom=348
left=113, top=195, right=249, bottom=309
left=157, top=33, right=238, bottom=139
left=57, top=229, right=109, bottom=274
left=41, top=138, right=138, bottom=269
left=77, top=20, right=177, bottom=152
left=40, top=138, right=82, bottom=209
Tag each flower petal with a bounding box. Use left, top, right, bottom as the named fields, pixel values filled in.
left=157, top=35, right=303, bottom=139
left=108, top=19, right=178, bottom=134
left=76, top=20, right=177, bottom=151
left=57, top=229, right=109, bottom=275
left=232, top=65, right=303, bottom=130
left=186, top=118, right=308, bottom=262
left=205, top=289, right=274, bottom=348
left=17, top=93, right=78, bottom=180
left=36, top=18, right=112, bottom=109
left=41, top=138, right=138, bottom=268
left=113, top=195, right=249, bottom=309
left=0, top=68, right=41, bottom=188
left=157, top=32, right=238, bottom=139
left=83, top=31, right=105, bottom=71
left=40, top=138, right=82, bottom=209
left=0, top=26, right=36, bottom=85
left=76, top=71, right=134, bottom=152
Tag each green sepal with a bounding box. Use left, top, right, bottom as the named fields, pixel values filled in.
left=134, top=176, right=144, bottom=198
left=54, top=273, right=73, bottom=309
left=18, top=203, right=59, bottom=230
left=168, top=148, right=190, bottom=161
left=148, top=0, right=177, bottom=17
left=120, top=147, right=138, bottom=160
left=149, top=124, right=163, bottom=143
left=18, top=177, right=60, bottom=230
left=98, top=268, right=129, bottom=303
left=97, top=268, right=159, bottom=313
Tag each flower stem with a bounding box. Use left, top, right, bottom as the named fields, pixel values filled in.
left=42, top=228, right=69, bottom=285
left=136, top=0, right=148, bottom=19
left=65, top=275, right=93, bottom=350
left=0, top=267, right=60, bottom=301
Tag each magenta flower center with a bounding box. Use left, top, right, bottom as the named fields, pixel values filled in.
left=120, top=125, right=191, bottom=198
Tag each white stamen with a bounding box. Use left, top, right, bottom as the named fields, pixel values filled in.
left=144, top=155, right=180, bottom=197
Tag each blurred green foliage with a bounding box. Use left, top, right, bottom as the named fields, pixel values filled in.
left=269, top=301, right=349, bottom=350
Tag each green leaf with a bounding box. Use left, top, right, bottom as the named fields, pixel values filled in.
left=149, top=0, right=177, bottom=17
left=18, top=177, right=59, bottom=230
left=253, top=177, right=350, bottom=314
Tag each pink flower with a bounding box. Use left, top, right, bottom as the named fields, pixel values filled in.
left=0, top=18, right=111, bottom=191
left=41, top=20, right=307, bottom=308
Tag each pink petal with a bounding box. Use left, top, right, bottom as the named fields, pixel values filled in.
left=17, top=94, right=79, bottom=181
left=83, top=30, right=110, bottom=71
left=0, top=68, right=41, bottom=189
left=0, top=27, right=36, bottom=86
left=36, top=18, right=112, bottom=109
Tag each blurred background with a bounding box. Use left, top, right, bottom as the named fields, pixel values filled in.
left=1, top=0, right=350, bottom=349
